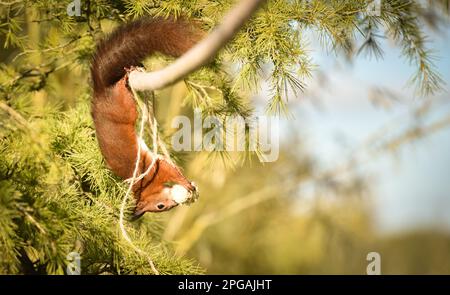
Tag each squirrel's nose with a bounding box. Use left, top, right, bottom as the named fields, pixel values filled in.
left=189, top=181, right=198, bottom=192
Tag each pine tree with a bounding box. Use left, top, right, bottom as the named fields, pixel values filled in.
left=0, top=0, right=447, bottom=274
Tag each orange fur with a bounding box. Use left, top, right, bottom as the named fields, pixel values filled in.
left=91, top=17, right=201, bottom=216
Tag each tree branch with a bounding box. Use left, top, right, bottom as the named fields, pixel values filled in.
left=128, top=0, right=265, bottom=91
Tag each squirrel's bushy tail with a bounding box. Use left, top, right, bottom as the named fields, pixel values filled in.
left=91, top=17, right=202, bottom=95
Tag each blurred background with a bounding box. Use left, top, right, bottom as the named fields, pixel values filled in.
left=155, top=24, right=450, bottom=275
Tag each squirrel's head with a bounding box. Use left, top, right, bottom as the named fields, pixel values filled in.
left=132, top=154, right=198, bottom=218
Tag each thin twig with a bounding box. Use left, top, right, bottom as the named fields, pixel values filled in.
left=15, top=204, right=47, bottom=235
left=12, top=33, right=89, bottom=62
left=0, top=0, right=22, bottom=6
left=0, top=101, right=29, bottom=128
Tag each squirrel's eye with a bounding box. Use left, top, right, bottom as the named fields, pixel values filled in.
left=163, top=181, right=178, bottom=188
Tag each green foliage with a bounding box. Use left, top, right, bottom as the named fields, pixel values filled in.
left=1, top=1, right=445, bottom=109
left=0, top=101, right=201, bottom=274
left=0, top=0, right=448, bottom=274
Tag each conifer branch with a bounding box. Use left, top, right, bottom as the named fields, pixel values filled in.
left=128, top=0, right=266, bottom=91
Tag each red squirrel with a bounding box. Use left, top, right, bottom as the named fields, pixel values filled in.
left=90, top=17, right=202, bottom=217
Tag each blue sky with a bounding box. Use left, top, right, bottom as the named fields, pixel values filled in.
left=277, top=26, right=450, bottom=234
